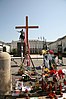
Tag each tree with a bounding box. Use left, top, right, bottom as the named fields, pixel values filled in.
left=11, top=48, right=17, bottom=56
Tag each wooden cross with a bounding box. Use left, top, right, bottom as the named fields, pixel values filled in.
left=15, top=16, right=39, bottom=66
left=15, top=16, right=39, bottom=46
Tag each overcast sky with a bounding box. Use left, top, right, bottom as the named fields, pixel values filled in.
left=0, top=0, right=66, bottom=42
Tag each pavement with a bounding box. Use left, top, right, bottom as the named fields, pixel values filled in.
left=11, top=55, right=66, bottom=99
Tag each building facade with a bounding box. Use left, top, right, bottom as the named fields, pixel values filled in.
left=11, top=35, right=66, bottom=55
left=29, top=40, right=43, bottom=54
left=48, top=35, right=66, bottom=53
left=10, top=40, right=48, bottom=55
left=0, top=41, right=10, bottom=53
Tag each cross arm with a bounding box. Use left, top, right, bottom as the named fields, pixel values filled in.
left=15, top=26, right=39, bottom=29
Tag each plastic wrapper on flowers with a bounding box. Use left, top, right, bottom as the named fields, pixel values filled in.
left=42, top=50, right=47, bottom=55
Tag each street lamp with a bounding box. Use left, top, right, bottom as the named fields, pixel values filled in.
left=43, top=37, right=45, bottom=49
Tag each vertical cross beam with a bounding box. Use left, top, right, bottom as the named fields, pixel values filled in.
left=26, top=16, right=28, bottom=46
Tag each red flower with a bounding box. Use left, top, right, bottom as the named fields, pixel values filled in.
left=49, top=70, right=56, bottom=75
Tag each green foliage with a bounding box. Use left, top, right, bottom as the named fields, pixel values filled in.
left=11, top=48, right=17, bottom=56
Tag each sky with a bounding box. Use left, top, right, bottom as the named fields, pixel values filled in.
left=0, top=0, right=66, bottom=43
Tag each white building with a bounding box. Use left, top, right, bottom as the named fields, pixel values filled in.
left=48, top=35, right=66, bottom=53
left=10, top=40, right=17, bottom=51
left=0, top=41, right=10, bottom=53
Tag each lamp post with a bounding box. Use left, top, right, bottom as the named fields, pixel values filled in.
left=38, top=37, right=39, bottom=54
left=43, top=37, right=44, bottom=49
